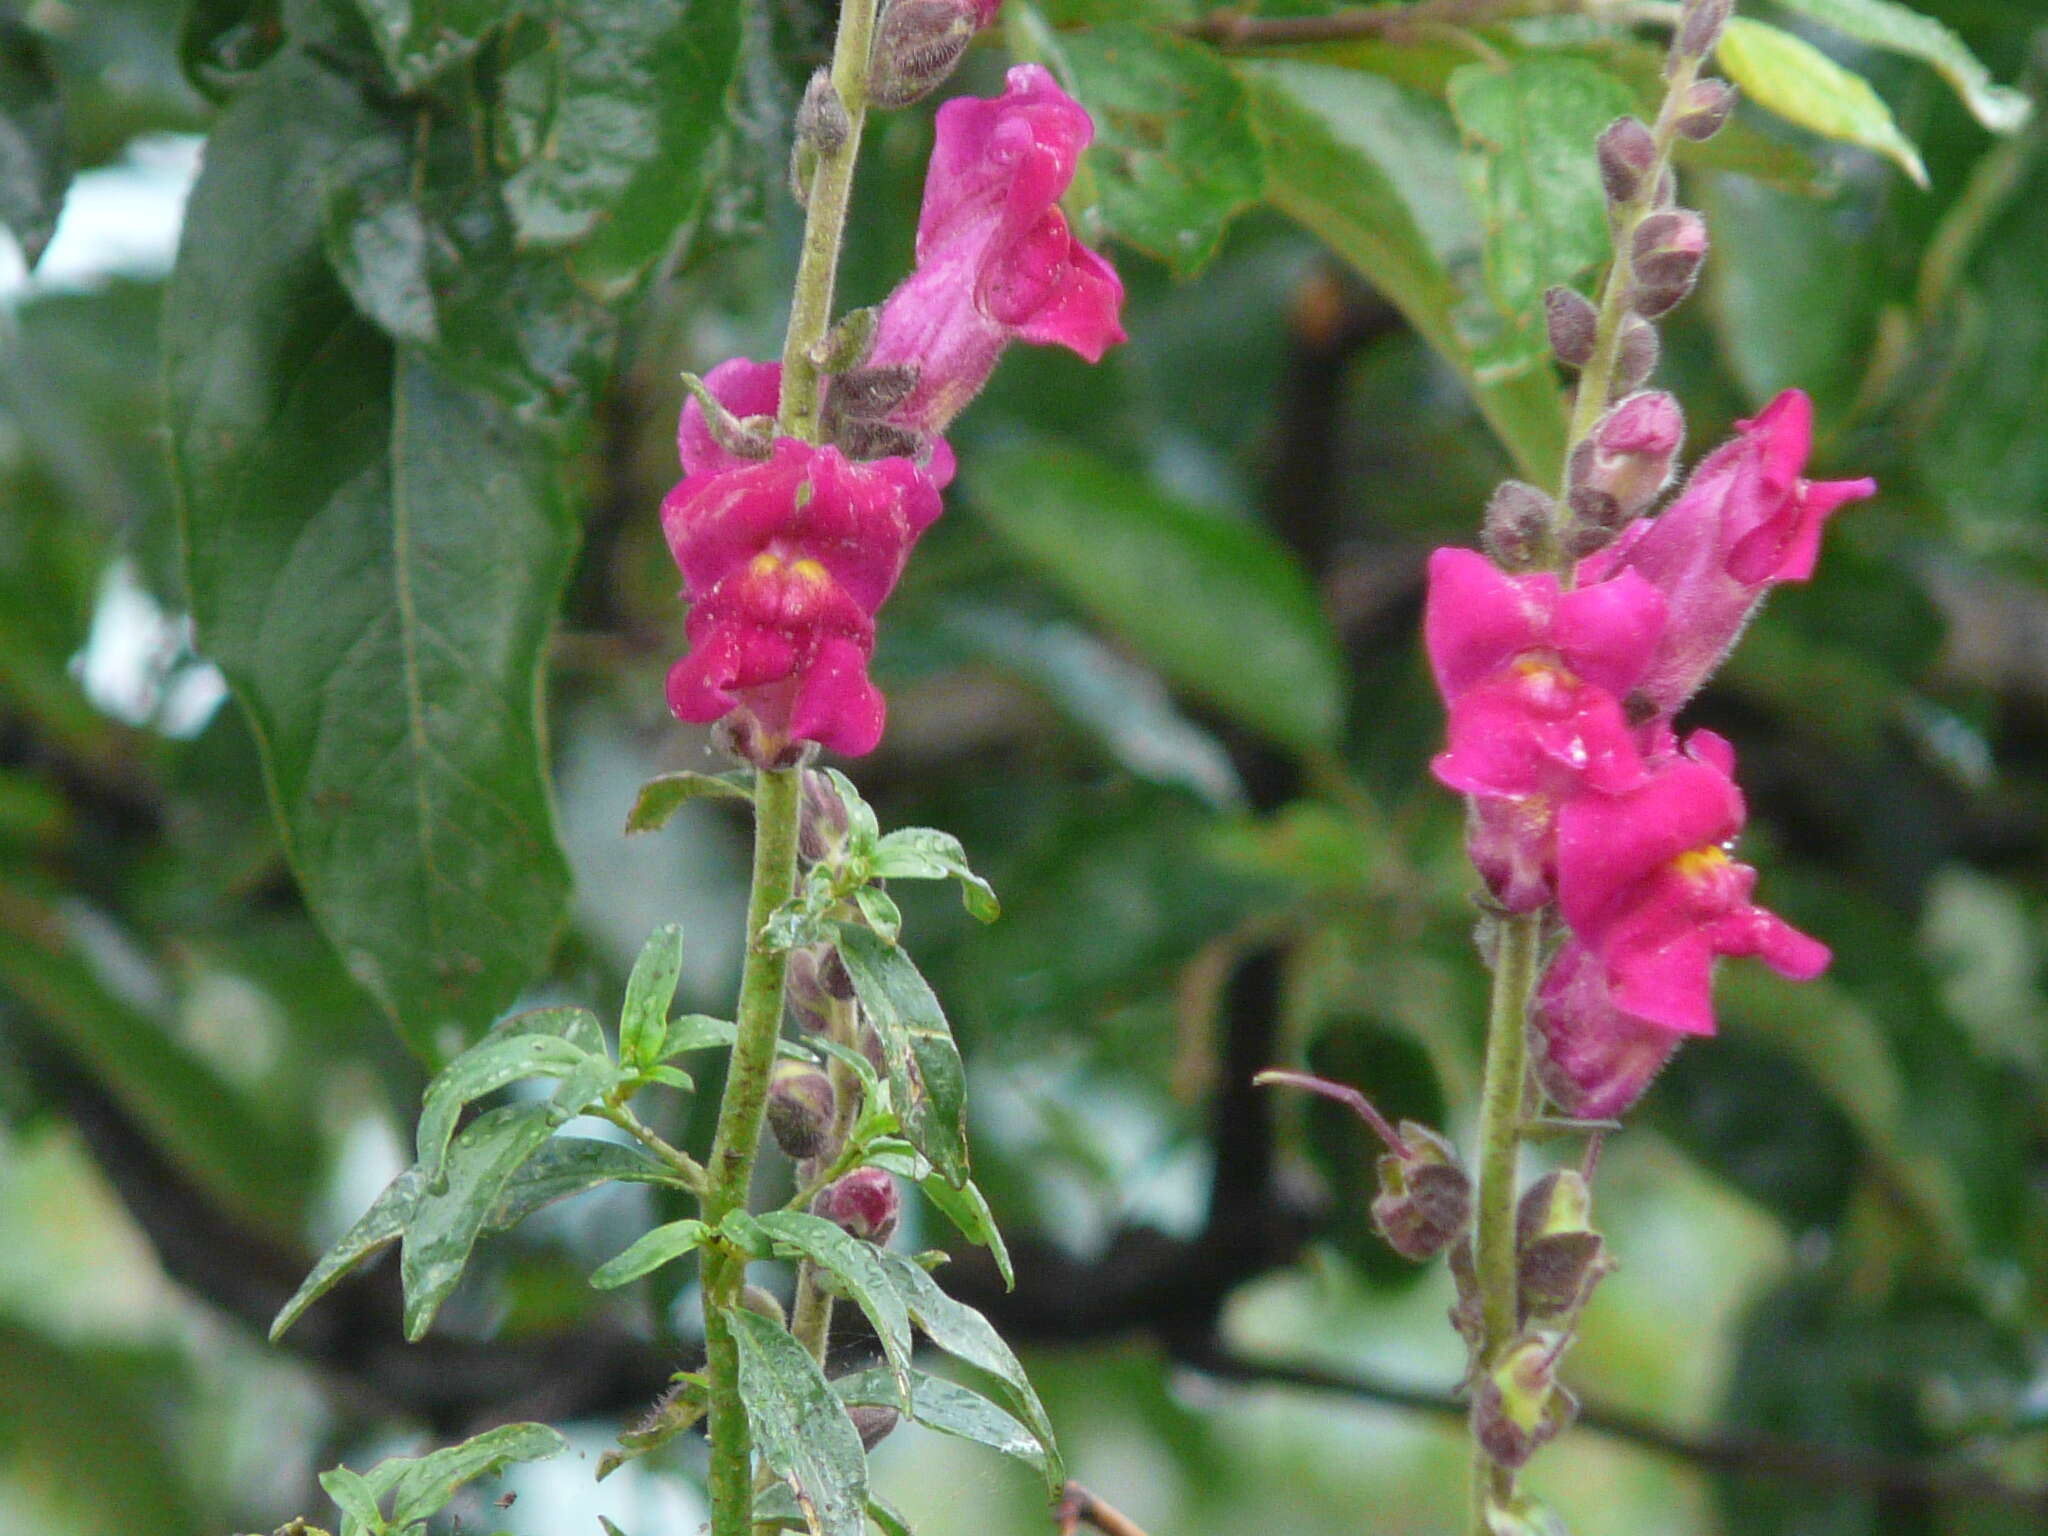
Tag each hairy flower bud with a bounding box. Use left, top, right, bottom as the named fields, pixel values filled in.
left=1676, top=0, right=1733, bottom=61
left=1514, top=1171, right=1611, bottom=1323
left=1613, top=313, right=1660, bottom=394
left=1673, top=78, right=1737, bottom=141
left=1596, top=117, right=1657, bottom=204
left=846, top=1403, right=900, bottom=1451
left=1543, top=285, right=1598, bottom=369
left=767, top=1060, right=839, bottom=1161
left=1630, top=209, right=1708, bottom=318
left=799, top=771, right=852, bottom=865
left=1571, top=391, right=1685, bottom=523
left=785, top=943, right=852, bottom=1032
left=797, top=68, right=851, bottom=155
left=814, top=1167, right=900, bottom=1242
left=1483, top=481, right=1558, bottom=572
left=1473, top=1333, right=1577, bottom=1469
left=870, top=0, right=987, bottom=109
left=1372, top=1122, right=1474, bottom=1261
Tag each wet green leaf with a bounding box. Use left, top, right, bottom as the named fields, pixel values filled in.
left=486, top=1136, right=677, bottom=1229
left=835, top=1366, right=1055, bottom=1492
left=871, top=828, right=1000, bottom=923
left=625, top=770, right=754, bottom=834
left=400, top=1101, right=557, bottom=1338
left=415, top=1011, right=604, bottom=1178
left=589, top=1217, right=711, bottom=1288
left=728, top=1306, right=869, bottom=1536
left=272, top=1167, right=426, bottom=1342
left=620, top=924, right=684, bottom=1070
left=754, top=1211, right=915, bottom=1403
left=835, top=925, right=970, bottom=1186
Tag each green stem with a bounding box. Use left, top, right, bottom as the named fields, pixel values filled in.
left=702, top=765, right=806, bottom=1536
left=1466, top=908, right=1544, bottom=1534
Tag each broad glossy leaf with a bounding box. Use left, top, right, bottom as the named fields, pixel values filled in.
left=0, top=17, right=71, bottom=267
left=871, top=828, right=1000, bottom=923
left=1767, top=0, right=2030, bottom=133
left=168, top=51, right=579, bottom=1054
left=727, top=1307, right=869, bottom=1536
left=625, top=769, right=753, bottom=834
left=356, top=0, right=506, bottom=92
left=620, top=924, right=684, bottom=1070
left=754, top=1211, right=915, bottom=1402
left=400, top=1101, right=557, bottom=1339
left=1058, top=23, right=1263, bottom=275
left=835, top=1367, right=1053, bottom=1492
left=1238, top=58, right=1567, bottom=482
left=589, top=1217, right=711, bottom=1289
left=875, top=1248, right=1060, bottom=1475
left=968, top=444, right=1343, bottom=756
left=1446, top=57, right=1635, bottom=350
left=487, top=1136, right=676, bottom=1229
left=835, top=925, right=970, bottom=1186
left=498, top=0, right=744, bottom=285
left=272, top=1167, right=426, bottom=1342
left=1717, top=17, right=1927, bottom=187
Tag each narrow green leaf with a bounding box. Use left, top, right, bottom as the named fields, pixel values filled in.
left=0, top=17, right=72, bottom=267
left=498, top=0, right=745, bottom=284
left=835, top=926, right=971, bottom=1186
left=968, top=444, right=1344, bottom=756
left=854, top=887, right=903, bottom=945
left=1239, top=59, right=1567, bottom=482
left=875, top=1248, right=1060, bottom=1477
left=1446, top=57, right=1636, bottom=341
left=1717, top=17, right=1928, bottom=187
left=400, top=1102, right=557, bottom=1339
left=754, top=1212, right=916, bottom=1403
left=866, top=1495, right=916, bottom=1536
left=374, top=1423, right=567, bottom=1525
left=1766, top=0, right=2030, bottom=134
left=319, top=1467, right=386, bottom=1532
left=416, top=1023, right=597, bottom=1179
left=589, top=1218, right=712, bottom=1289
left=272, top=1168, right=426, bottom=1342
left=918, top=1174, right=1016, bottom=1292
left=621, top=924, right=684, bottom=1070
left=1058, top=23, right=1264, bottom=275
left=355, top=0, right=505, bottom=92
left=625, top=770, right=753, bottom=834
left=486, top=1137, right=677, bottom=1231
left=662, top=1012, right=739, bottom=1057
left=835, top=1368, right=1053, bottom=1492
left=871, top=828, right=1000, bottom=923
left=727, top=1307, right=870, bottom=1536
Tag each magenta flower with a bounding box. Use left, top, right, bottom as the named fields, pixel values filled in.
left=1534, top=731, right=1829, bottom=1114
left=866, top=64, right=1126, bottom=435
left=1581, top=389, right=1875, bottom=716
left=1424, top=547, right=1668, bottom=908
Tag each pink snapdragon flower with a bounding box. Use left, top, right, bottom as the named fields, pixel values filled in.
left=866, top=64, right=1126, bottom=435
left=1534, top=731, right=1830, bottom=1114
left=1581, top=389, right=1876, bottom=716
left=1424, top=548, right=1667, bottom=909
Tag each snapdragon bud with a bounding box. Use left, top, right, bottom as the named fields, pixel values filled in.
left=1596, top=117, right=1657, bottom=204
left=869, top=0, right=985, bottom=109
left=846, top=1404, right=900, bottom=1451
left=1514, top=1170, right=1613, bottom=1322
left=1472, top=1333, right=1577, bottom=1469
left=1673, top=78, right=1737, bottom=141
left=1676, top=0, right=1733, bottom=62
left=1483, top=481, right=1558, bottom=572
left=1542, top=286, right=1598, bottom=369
left=798, top=770, right=851, bottom=864
left=1613, top=313, right=1661, bottom=394
left=1569, top=391, right=1684, bottom=526
left=767, top=1060, right=838, bottom=1160
left=814, top=1167, right=900, bottom=1243
left=784, top=943, right=852, bottom=1033
left=1630, top=209, right=1709, bottom=318
left=1372, top=1122, right=1474, bottom=1261
left=797, top=68, right=851, bottom=154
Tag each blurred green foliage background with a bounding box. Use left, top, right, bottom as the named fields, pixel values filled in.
left=3, top=0, right=2047, bottom=1532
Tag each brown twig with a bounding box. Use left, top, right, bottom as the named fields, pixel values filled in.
left=1189, top=0, right=1547, bottom=47
left=1057, top=1483, right=1152, bottom=1536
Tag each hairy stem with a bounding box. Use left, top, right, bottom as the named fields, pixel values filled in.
left=1467, top=908, right=1544, bottom=1532
left=701, top=764, right=806, bottom=1536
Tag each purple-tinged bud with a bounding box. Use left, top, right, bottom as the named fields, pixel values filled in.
left=1483, top=481, right=1558, bottom=572
left=1630, top=210, right=1708, bottom=318
left=870, top=0, right=989, bottom=109
left=1613, top=314, right=1660, bottom=394
left=1676, top=0, right=1733, bottom=62
left=1472, top=1333, right=1577, bottom=1469
left=767, top=1060, right=838, bottom=1160
left=1372, top=1122, right=1474, bottom=1261
left=1673, top=78, right=1737, bottom=141
left=784, top=944, right=852, bottom=1032
left=1543, top=286, right=1598, bottom=369
left=797, top=68, right=850, bottom=154
left=834, top=419, right=929, bottom=463
left=1514, top=1171, right=1611, bottom=1323
left=1596, top=117, right=1657, bottom=204
left=798, top=770, right=851, bottom=864
left=1570, top=390, right=1685, bottom=522
left=813, top=1166, right=899, bottom=1243
left=846, top=1404, right=900, bottom=1451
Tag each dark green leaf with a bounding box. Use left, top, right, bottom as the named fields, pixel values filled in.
left=168, top=51, right=579, bottom=1053
left=0, top=18, right=72, bottom=267
left=498, top=0, right=745, bottom=285
left=1446, top=57, right=1635, bottom=352
left=968, top=444, right=1343, bottom=756
left=1239, top=58, right=1567, bottom=482
left=356, top=0, right=506, bottom=92
left=835, top=1367, right=1054, bottom=1492
left=322, top=137, right=438, bottom=346
left=486, top=1136, right=677, bottom=1230
left=589, top=1217, right=711, bottom=1289
left=727, top=1307, right=869, bottom=1536
left=874, top=1248, right=1060, bottom=1476
left=1765, top=0, right=2030, bottom=133
left=272, top=1167, right=426, bottom=1342
left=1058, top=23, right=1263, bottom=276
left=835, top=925, right=970, bottom=1186
left=871, top=828, right=1000, bottom=923
left=753, top=1211, right=915, bottom=1403
left=625, top=770, right=753, bottom=834
left=621, top=924, right=684, bottom=1070
left=1717, top=17, right=1927, bottom=187
left=400, top=1102, right=557, bottom=1339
